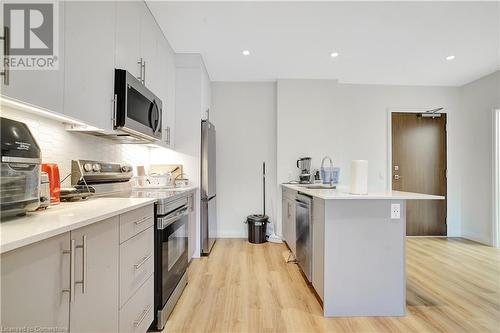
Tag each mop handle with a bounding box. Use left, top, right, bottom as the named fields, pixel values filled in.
left=263, top=162, right=266, bottom=216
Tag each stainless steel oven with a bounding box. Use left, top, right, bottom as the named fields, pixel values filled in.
left=114, top=69, right=162, bottom=141
left=153, top=196, right=189, bottom=331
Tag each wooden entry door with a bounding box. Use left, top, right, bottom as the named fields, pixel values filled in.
left=392, top=112, right=447, bottom=236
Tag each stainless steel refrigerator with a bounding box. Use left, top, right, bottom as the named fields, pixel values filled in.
left=201, top=120, right=217, bottom=255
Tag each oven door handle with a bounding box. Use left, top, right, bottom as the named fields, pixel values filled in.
left=157, top=207, right=189, bottom=230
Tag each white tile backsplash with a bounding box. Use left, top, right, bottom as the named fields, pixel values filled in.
left=1, top=107, right=152, bottom=186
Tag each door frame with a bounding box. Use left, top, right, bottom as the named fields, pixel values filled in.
left=493, top=109, right=500, bottom=248
left=387, top=107, right=449, bottom=235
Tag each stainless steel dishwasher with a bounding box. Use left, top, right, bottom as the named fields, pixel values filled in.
left=295, top=193, right=313, bottom=282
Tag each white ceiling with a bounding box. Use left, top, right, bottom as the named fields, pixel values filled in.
left=148, top=1, right=500, bottom=86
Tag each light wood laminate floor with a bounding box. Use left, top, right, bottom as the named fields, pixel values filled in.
left=164, top=238, right=500, bottom=333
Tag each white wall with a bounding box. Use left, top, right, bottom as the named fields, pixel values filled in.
left=211, top=82, right=277, bottom=237
left=276, top=79, right=462, bottom=237
left=457, top=71, right=500, bottom=245
left=0, top=106, right=151, bottom=187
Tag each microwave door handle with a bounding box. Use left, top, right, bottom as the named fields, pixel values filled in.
left=148, top=103, right=155, bottom=132
left=154, top=103, right=161, bottom=134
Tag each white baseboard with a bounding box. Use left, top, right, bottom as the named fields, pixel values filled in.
left=406, top=235, right=448, bottom=238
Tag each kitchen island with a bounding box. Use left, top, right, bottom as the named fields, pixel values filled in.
left=281, top=184, right=444, bottom=317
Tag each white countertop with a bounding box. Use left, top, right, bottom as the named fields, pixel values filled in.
left=0, top=197, right=156, bottom=254
left=281, top=184, right=445, bottom=200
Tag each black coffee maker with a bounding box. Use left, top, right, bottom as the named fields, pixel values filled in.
left=1, top=117, right=41, bottom=218
left=297, top=157, right=312, bottom=183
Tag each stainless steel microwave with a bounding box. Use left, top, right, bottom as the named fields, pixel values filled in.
left=114, top=69, right=162, bottom=141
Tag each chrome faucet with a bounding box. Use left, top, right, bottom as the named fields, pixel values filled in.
left=321, top=156, right=334, bottom=186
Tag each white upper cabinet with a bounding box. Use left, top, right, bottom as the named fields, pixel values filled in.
left=2, top=0, right=178, bottom=147
left=156, top=25, right=176, bottom=148
left=63, top=1, right=116, bottom=130
left=0, top=1, right=65, bottom=114
left=115, top=1, right=175, bottom=148
left=140, top=6, right=158, bottom=92
left=115, top=1, right=142, bottom=79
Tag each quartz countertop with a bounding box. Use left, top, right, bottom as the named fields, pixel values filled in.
left=0, top=197, right=156, bottom=254
left=281, top=184, right=445, bottom=200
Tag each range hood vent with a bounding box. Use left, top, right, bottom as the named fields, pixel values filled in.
left=65, top=125, right=154, bottom=144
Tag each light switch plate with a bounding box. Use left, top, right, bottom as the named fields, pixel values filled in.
left=391, top=203, right=401, bottom=219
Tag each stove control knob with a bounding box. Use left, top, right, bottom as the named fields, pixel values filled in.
left=83, top=163, right=92, bottom=172
left=121, top=165, right=131, bottom=172
left=92, top=164, right=101, bottom=172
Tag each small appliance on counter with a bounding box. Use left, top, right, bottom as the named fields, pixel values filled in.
left=1, top=117, right=41, bottom=218
left=38, top=172, right=50, bottom=209
left=42, top=163, right=61, bottom=205
left=297, top=157, right=312, bottom=183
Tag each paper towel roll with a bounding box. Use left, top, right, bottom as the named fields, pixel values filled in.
left=350, top=160, right=368, bottom=195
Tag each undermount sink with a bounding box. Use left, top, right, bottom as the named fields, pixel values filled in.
left=304, top=185, right=336, bottom=189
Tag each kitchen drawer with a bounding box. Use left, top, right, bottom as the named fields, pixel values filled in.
left=120, top=227, right=154, bottom=307
left=283, top=188, right=297, bottom=201
left=119, top=275, right=154, bottom=333
left=120, top=204, right=154, bottom=243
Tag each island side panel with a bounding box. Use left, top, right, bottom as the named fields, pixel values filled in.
left=312, top=197, right=325, bottom=301
left=323, top=199, right=406, bottom=317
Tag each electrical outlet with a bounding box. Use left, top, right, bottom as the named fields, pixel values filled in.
left=391, top=203, right=401, bottom=219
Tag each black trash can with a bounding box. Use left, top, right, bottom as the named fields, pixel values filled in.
left=245, top=214, right=269, bottom=244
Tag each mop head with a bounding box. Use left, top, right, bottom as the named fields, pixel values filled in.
left=266, top=218, right=283, bottom=243
left=267, top=233, right=283, bottom=243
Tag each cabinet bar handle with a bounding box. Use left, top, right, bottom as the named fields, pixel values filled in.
left=142, top=60, right=146, bottom=84
left=134, top=254, right=152, bottom=270
left=134, top=304, right=152, bottom=328
left=112, top=93, right=117, bottom=125
left=1, top=26, right=10, bottom=85
left=137, top=58, right=143, bottom=82
left=134, top=216, right=150, bottom=225
left=62, top=239, right=76, bottom=302
left=75, top=235, right=87, bottom=294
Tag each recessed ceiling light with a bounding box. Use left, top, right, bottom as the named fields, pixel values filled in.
left=446, top=55, right=455, bottom=61
left=242, top=50, right=250, bottom=56
left=330, top=52, right=339, bottom=58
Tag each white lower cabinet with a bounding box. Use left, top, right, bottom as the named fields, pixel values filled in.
left=282, top=189, right=297, bottom=256
left=119, top=275, right=154, bottom=333
left=0, top=204, right=155, bottom=333
left=69, top=216, right=120, bottom=333
left=119, top=227, right=154, bottom=307
left=0, top=232, right=71, bottom=331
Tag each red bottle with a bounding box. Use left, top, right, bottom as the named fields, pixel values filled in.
left=41, top=163, right=61, bottom=205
